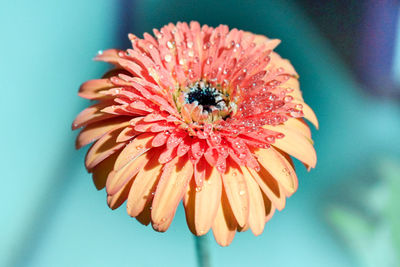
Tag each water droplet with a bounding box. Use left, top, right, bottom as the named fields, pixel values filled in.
left=187, top=41, right=193, bottom=48
left=97, top=50, right=103, bottom=55
left=203, top=42, right=210, bottom=50
left=188, top=50, right=194, bottom=57
left=161, top=218, right=167, bottom=222
left=282, top=168, right=290, bottom=176
left=164, top=54, right=172, bottom=62
left=266, top=136, right=275, bottom=143
left=284, top=96, right=293, bottom=102
left=167, top=40, right=174, bottom=49
left=239, top=153, right=246, bottom=159
left=295, top=104, right=303, bottom=109
left=239, top=190, right=246, bottom=196
left=195, top=186, right=202, bottom=192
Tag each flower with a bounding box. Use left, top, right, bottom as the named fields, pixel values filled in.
left=73, top=21, right=318, bottom=246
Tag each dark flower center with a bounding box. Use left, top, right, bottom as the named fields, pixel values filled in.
left=186, top=82, right=227, bottom=112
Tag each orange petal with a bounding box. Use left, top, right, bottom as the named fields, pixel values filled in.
left=291, top=101, right=318, bottom=129
left=247, top=166, right=286, bottom=211
left=212, top=189, right=237, bottom=247
left=194, top=166, right=222, bottom=235
left=91, top=152, right=120, bottom=190
left=106, top=150, right=154, bottom=196
left=116, top=126, right=137, bottom=143
left=78, top=79, right=115, bottom=99
left=283, top=118, right=311, bottom=139
left=301, top=103, right=319, bottom=129
left=270, top=52, right=298, bottom=77
left=264, top=124, right=317, bottom=168
left=255, top=147, right=298, bottom=195
left=94, top=49, right=122, bottom=66
left=135, top=201, right=152, bottom=226
left=126, top=153, right=163, bottom=217
left=76, top=117, right=130, bottom=149
left=241, top=166, right=265, bottom=236
left=151, top=156, right=193, bottom=232
left=283, top=77, right=303, bottom=101
left=262, top=192, right=276, bottom=222
left=72, top=101, right=116, bottom=130
left=183, top=180, right=197, bottom=235
left=252, top=34, right=281, bottom=50
left=221, top=160, right=249, bottom=227
left=85, top=124, right=128, bottom=170
left=113, top=133, right=154, bottom=171
left=107, top=179, right=133, bottom=210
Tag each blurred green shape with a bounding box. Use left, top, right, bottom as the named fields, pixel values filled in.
left=327, top=158, right=400, bottom=267
left=381, top=159, right=400, bottom=257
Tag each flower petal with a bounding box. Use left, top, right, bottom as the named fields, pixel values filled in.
left=135, top=200, right=152, bottom=226
left=94, top=49, right=122, bottom=66
left=107, top=179, right=133, bottom=210
left=247, top=166, right=286, bottom=211
left=212, top=189, right=237, bottom=247
left=78, top=79, right=115, bottom=99
left=76, top=118, right=130, bottom=149
left=183, top=180, right=197, bottom=235
left=72, top=101, right=116, bottom=130
left=91, top=152, right=119, bottom=190
left=113, top=132, right=154, bottom=171
left=194, top=166, right=222, bottom=235
left=264, top=125, right=317, bottom=168
left=221, top=160, right=249, bottom=227
left=126, top=153, right=163, bottom=217
left=85, top=124, right=128, bottom=170
left=284, top=118, right=311, bottom=139
left=255, top=147, right=298, bottom=195
left=116, top=126, right=137, bottom=143
left=241, top=166, right=265, bottom=236
left=151, top=156, right=193, bottom=232
left=301, top=103, right=319, bottom=129
left=106, top=150, right=154, bottom=196
left=262, top=191, right=276, bottom=222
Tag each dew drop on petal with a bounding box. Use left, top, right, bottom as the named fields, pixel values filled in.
left=295, top=104, right=303, bottom=109
left=284, top=96, right=293, bottom=102
left=164, top=54, right=172, bottom=62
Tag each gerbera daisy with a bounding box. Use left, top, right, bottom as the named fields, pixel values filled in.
left=73, top=21, right=318, bottom=246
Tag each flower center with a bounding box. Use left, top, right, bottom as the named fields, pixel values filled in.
left=185, top=81, right=227, bottom=112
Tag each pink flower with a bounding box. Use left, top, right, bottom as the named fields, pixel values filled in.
left=73, top=22, right=318, bottom=246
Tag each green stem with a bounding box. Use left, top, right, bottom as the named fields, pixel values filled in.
left=194, top=235, right=211, bottom=267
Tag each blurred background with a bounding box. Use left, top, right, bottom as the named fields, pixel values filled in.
left=1, top=0, right=399, bottom=266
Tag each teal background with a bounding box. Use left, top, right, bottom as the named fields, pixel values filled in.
left=1, top=1, right=399, bottom=266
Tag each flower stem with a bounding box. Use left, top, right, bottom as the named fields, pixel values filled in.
left=194, top=235, right=211, bottom=267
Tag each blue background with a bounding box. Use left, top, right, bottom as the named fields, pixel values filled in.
left=1, top=1, right=399, bottom=266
